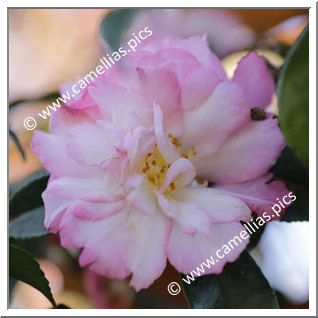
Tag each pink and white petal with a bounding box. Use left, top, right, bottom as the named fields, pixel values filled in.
left=59, top=210, right=131, bottom=280
left=126, top=209, right=171, bottom=291
left=95, top=120, right=124, bottom=145
left=181, top=67, right=222, bottom=110
left=156, top=48, right=200, bottom=77
left=196, top=118, right=285, bottom=184
left=90, top=81, right=153, bottom=132
left=167, top=221, right=249, bottom=275
left=49, top=106, right=101, bottom=134
left=153, top=104, right=180, bottom=164
left=178, top=36, right=227, bottom=80
left=31, top=131, right=98, bottom=178
left=125, top=175, right=157, bottom=215
left=151, top=48, right=219, bottom=110
left=137, top=57, right=182, bottom=134
left=182, top=81, right=250, bottom=157
left=122, top=126, right=156, bottom=172
left=171, top=187, right=252, bottom=223
left=159, top=158, right=196, bottom=193
left=46, top=177, right=118, bottom=203
left=156, top=191, right=211, bottom=237
left=66, top=200, right=126, bottom=221
left=65, top=122, right=114, bottom=166
left=213, top=173, right=291, bottom=219
left=60, top=79, right=97, bottom=110
left=99, top=146, right=129, bottom=195
left=42, top=191, right=73, bottom=233
left=43, top=194, right=123, bottom=234
left=232, top=52, right=275, bottom=109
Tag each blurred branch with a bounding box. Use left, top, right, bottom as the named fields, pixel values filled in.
left=9, top=128, right=26, bottom=161
left=9, top=91, right=60, bottom=109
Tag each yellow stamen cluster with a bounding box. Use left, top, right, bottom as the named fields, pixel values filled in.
left=142, top=145, right=170, bottom=190
left=168, top=134, right=197, bottom=159
left=142, top=134, right=198, bottom=191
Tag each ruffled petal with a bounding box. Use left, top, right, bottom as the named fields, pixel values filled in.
left=170, top=187, right=252, bottom=223
left=182, top=81, right=250, bottom=157
left=154, top=47, right=221, bottom=110
left=181, top=66, right=221, bottom=110
left=156, top=191, right=211, bottom=237
left=42, top=191, right=72, bottom=233
left=177, top=36, right=227, bottom=80
left=90, top=81, right=153, bottom=132
left=156, top=186, right=251, bottom=237
left=64, top=201, right=125, bottom=221
left=60, top=79, right=97, bottom=110
left=159, top=158, right=196, bottom=193
left=46, top=177, right=118, bottom=203
left=49, top=105, right=101, bottom=133
left=122, top=126, right=155, bottom=173
left=31, top=130, right=98, bottom=178
left=125, top=175, right=158, bottom=215
left=213, top=173, right=291, bottom=219
left=65, top=122, right=114, bottom=166
left=126, top=209, right=171, bottom=291
left=59, top=210, right=131, bottom=280
left=195, top=118, right=285, bottom=184
left=153, top=104, right=180, bottom=164
left=232, top=52, right=275, bottom=109
left=99, top=146, right=130, bottom=195
left=167, top=221, right=249, bottom=275
left=137, top=55, right=182, bottom=134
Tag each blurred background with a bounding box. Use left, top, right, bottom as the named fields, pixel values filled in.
left=9, top=8, right=309, bottom=309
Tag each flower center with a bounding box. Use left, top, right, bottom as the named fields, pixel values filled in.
left=142, top=134, right=197, bottom=191
left=142, top=145, right=170, bottom=190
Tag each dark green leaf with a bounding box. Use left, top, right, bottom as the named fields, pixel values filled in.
left=277, top=24, right=309, bottom=169
left=100, top=9, right=137, bottom=51
left=55, top=304, right=70, bottom=309
left=10, top=207, right=49, bottom=239
left=9, top=170, right=49, bottom=219
left=244, top=214, right=266, bottom=250
left=270, top=146, right=308, bottom=221
left=280, top=182, right=309, bottom=222
left=9, top=244, right=56, bottom=307
left=9, top=128, right=26, bottom=161
left=10, top=236, right=45, bottom=258
left=270, top=145, right=308, bottom=186
left=181, top=250, right=279, bottom=309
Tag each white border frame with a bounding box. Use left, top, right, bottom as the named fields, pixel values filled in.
left=3, top=1, right=316, bottom=316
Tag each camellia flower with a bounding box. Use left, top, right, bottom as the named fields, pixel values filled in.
left=125, top=9, right=255, bottom=57
left=250, top=221, right=309, bottom=304
left=32, top=36, right=289, bottom=291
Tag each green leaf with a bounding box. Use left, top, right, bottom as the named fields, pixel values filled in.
left=181, top=250, right=279, bottom=309
left=271, top=145, right=308, bottom=186
left=281, top=182, right=308, bottom=222
left=270, top=146, right=309, bottom=221
left=9, top=244, right=56, bottom=308
left=9, top=170, right=49, bottom=218
left=277, top=24, right=309, bottom=169
left=9, top=128, right=26, bottom=161
left=244, top=215, right=266, bottom=250
left=9, top=207, right=49, bottom=239
left=55, top=304, right=70, bottom=309
left=100, top=9, right=137, bottom=51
